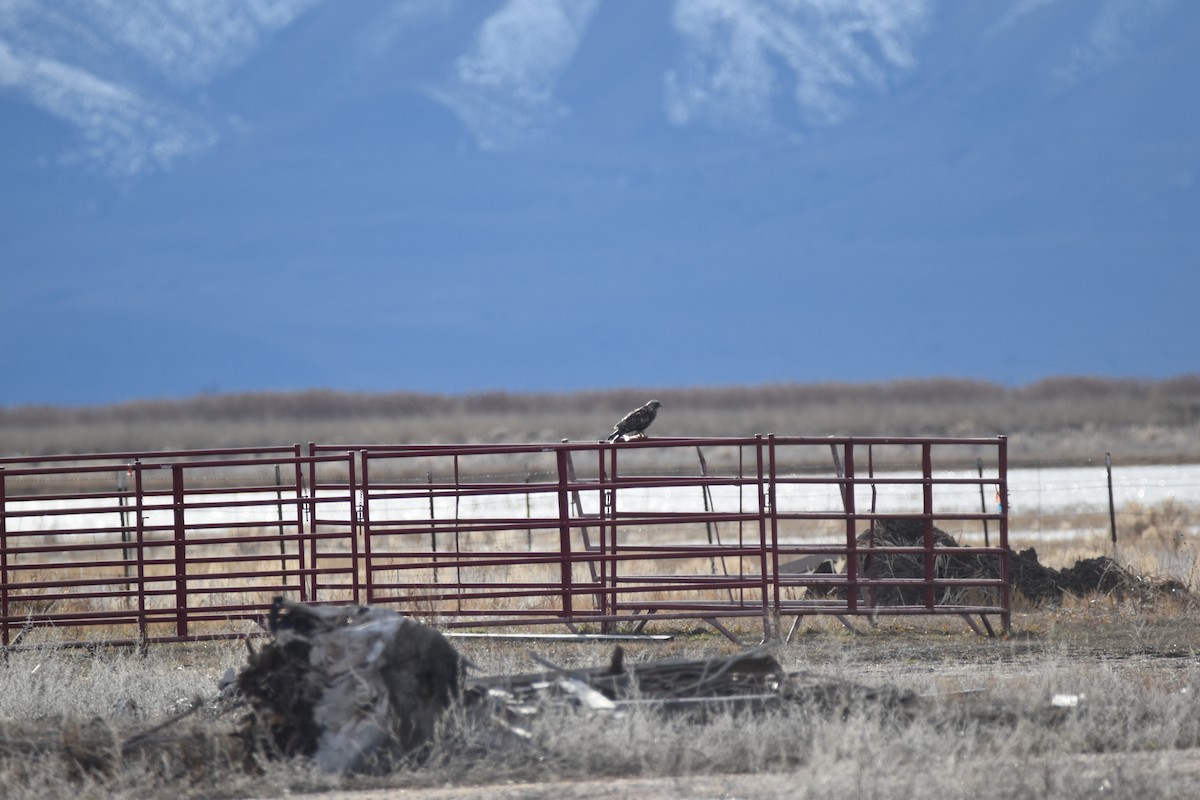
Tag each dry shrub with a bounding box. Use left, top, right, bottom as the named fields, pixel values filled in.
left=1121, top=499, right=1195, bottom=553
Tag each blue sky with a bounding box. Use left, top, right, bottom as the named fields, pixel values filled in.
left=1, top=0, right=1197, bottom=407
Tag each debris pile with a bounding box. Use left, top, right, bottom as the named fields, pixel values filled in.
left=810, top=518, right=1188, bottom=607
left=463, top=647, right=918, bottom=738
left=0, top=600, right=467, bottom=777
left=1007, top=548, right=1188, bottom=604
left=236, top=597, right=462, bottom=773
left=854, top=518, right=995, bottom=606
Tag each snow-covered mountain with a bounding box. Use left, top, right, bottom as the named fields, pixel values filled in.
left=1, top=1, right=1196, bottom=405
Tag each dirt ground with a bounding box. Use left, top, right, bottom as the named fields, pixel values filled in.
left=273, top=749, right=1200, bottom=800
left=255, top=606, right=1199, bottom=800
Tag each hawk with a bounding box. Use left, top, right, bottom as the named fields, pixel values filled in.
left=606, top=400, right=662, bottom=442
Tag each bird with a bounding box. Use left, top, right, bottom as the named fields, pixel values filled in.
left=606, top=400, right=662, bottom=442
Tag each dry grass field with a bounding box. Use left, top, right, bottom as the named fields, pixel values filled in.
left=0, top=534, right=1197, bottom=800
left=2, top=378, right=1198, bottom=798
left=0, top=601, right=1198, bottom=800
left=3, top=376, right=1199, bottom=464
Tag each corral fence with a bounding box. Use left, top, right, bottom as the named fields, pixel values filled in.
left=0, top=436, right=1009, bottom=649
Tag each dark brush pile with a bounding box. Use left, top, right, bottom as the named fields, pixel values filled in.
left=1008, top=547, right=1188, bottom=604
left=821, top=518, right=1188, bottom=607
left=855, top=518, right=996, bottom=606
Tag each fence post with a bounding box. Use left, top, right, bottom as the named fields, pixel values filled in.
left=761, top=435, right=778, bottom=639
left=998, top=437, right=1010, bottom=634
left=555, top=447, right=574, bottom=620
left=1106, top=452, right=1118, bottom=560
left=292, top=444, right=305, bottom=601
left=922, top=442, right=935, bottom=610
left=360, top=451, right=374, bottom=606
left=598, top=445, right=612, bottom=628
left=347, top=452, right=360, bottom=606
left=133, top=460, right=147, bottom=644
left=302, top=443, right=317, bottom=602
left=310, top=451, right=323, bottom=604
left=171, top=464, right=187, bottom=640
left=843, top=441, right=858, bottom=614
left=1, top=468, right=8, bottom=647
left=452, top=455, right=463, bottom=611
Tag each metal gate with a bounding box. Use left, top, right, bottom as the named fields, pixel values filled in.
left=2, top=435, right=1008, bottom=648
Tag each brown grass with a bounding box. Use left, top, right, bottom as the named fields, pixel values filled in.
left=3, top=376, right=1199, bottom=463
left=2, top=603, right=1199, bottom=799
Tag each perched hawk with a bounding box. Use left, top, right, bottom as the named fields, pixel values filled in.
left=606, top=400, right=662, bottom=441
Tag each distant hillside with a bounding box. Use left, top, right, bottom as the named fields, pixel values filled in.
left=2, top=376, right=1198, bottom=464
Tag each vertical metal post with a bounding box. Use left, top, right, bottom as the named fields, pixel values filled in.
left=607, top=444, right=619, bottom=623
left=555, top=447, right=574, bottom=619
left=453, top=455, right=463, bottom=615
left=308, top=450, right=322, bottom=604
left=737, top=444, right=745, bottom=607
left=843, top=442, right=857, bottom=614
left=301, top=443, right=316, bottom=602
left=1106, top=452, right=1119, bottom=560
left=134, top=460, right=147, bottom=643
left=998, top=437, right=1010, bottom=633
left=922, top=443, right=935, bottom=610
left=171, top=464, right=187, bottom=640
left=596, top=446, right=610, bottom=632
left=292, top=444, right=305, bottom=600
left=347, top=453, right=360, bottom=606
left=763, top=438, right=782, bottom=623
left=978, top=457, right=990, bottom=548
left=758, top=434, right=777, bottom=642
left=360, top=451, right=374, bottom=606
left=1, top=468, right=8, bottom=647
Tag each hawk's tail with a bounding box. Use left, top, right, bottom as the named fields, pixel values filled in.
left=606, top=431, right=621, bottom=442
